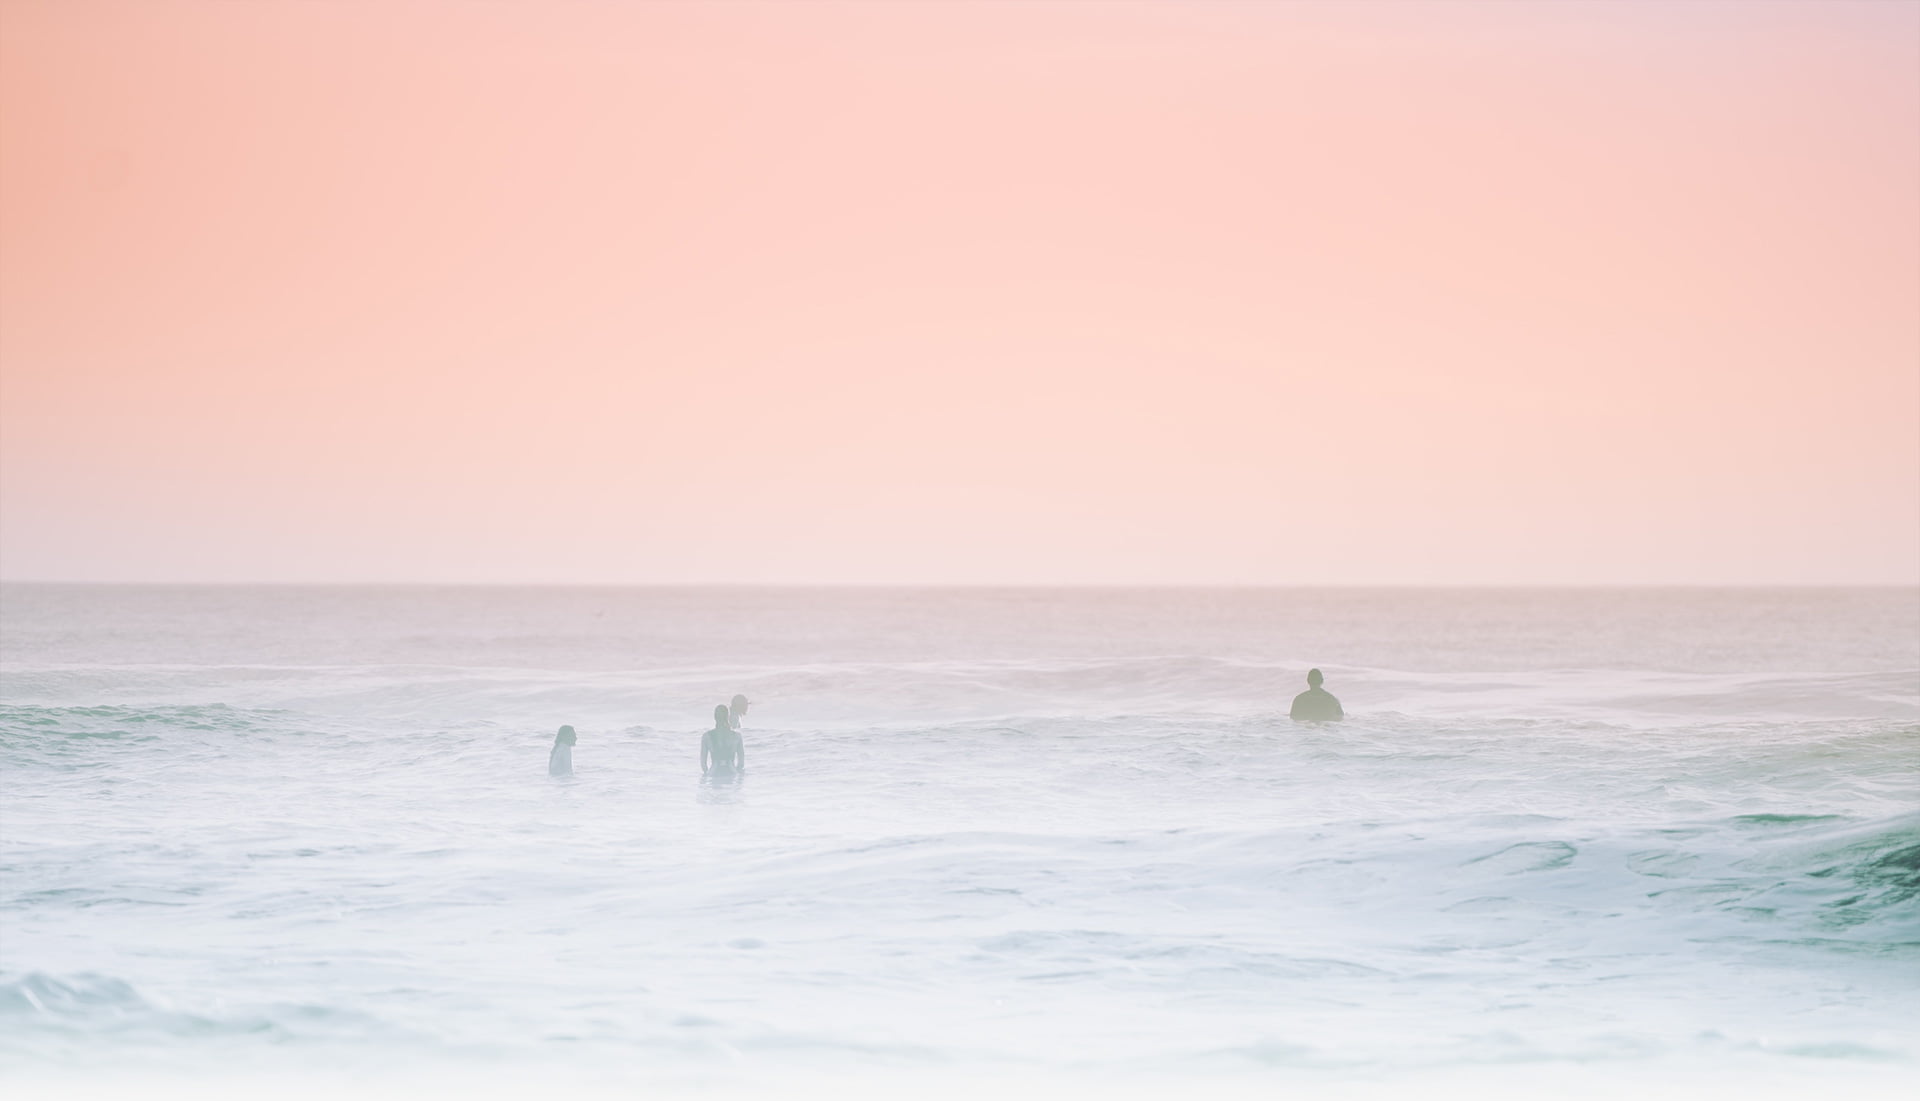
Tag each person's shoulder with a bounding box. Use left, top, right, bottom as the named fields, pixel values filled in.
left=1290, top=689, right=1341, bottom=720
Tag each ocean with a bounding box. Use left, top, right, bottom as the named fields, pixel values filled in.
left=2, top=585, right=1916, bottom=1098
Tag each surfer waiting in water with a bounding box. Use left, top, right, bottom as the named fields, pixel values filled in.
left=549, top=724, right=577, bottom=775
left=728, top=693, right=750, bottom=730
left=1289, top=669, right=1344, bottom=721
left=701, top=704, right=745, bottom=776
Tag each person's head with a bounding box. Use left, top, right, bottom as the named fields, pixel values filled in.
left=713, top=704, right=730, bottom=728
left=730, top=694, right=751, bottom=720
left=555, top=724, right=577, bottom=746
left=1306, top=668, right=1324, bottom=689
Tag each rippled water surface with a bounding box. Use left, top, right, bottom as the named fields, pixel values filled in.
left=3, top=586, right=1916, bottom=1096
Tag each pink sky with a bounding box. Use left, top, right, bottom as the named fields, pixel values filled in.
left=2, top=0, right=1915, bottom=584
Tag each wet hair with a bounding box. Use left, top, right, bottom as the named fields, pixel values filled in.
left=555, top=724, right=577, bottom=746
left=730, top=694, right=750, bottom=711
left=713, top=704, right=730, bottom=725
left=1307, top=668, right=1324, bottom=688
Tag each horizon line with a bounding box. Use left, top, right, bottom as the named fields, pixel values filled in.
left=3, top=579, right=1916, bottom=591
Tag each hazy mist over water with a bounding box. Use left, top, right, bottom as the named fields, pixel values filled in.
left=5, top=3, right=1917, bottom=1098
left=2, top=585, right=1916, bottom=1097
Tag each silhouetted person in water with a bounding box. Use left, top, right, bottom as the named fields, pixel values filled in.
left=1289, top=669, right=1344, bottom=721
left=701, top=704, right=744, bottom=776
left=549, top=725, right=577, bottom=776
left=728, top=694, right=751, bottom=730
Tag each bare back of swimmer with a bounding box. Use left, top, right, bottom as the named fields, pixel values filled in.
left=700, top=704, right=745, bottom=775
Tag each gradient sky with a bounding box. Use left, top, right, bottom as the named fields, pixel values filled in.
left=2, top=0, right=1916, bottom=584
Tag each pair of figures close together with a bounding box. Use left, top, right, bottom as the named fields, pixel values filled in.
left=701, top=694, right=750, bottom=777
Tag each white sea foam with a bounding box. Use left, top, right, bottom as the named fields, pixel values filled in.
left=1, top=586, right=1915, bottom=1096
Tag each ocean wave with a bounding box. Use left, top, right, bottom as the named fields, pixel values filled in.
left=3, top=588, right=1915, bottom=1083
left=0, top=972, right=393, bottom=1047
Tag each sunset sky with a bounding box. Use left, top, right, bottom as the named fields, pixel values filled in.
left=2, top=0, right=1915, bottom=585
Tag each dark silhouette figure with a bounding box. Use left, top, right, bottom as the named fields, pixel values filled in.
left=701, top=704, right=745, bottom=776
left=1289, top=669, right=1344, bottom=721
left=728, top=693, right=751, bottom=730
left=549, top=724, right=577, bottom=776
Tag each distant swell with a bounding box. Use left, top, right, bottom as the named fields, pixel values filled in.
left=0, top=972, right=393, bottom=1045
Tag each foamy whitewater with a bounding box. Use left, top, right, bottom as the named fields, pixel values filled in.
left=2, top=586, right=1916, bottom=1097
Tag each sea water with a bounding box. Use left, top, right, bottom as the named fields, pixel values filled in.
left=2, top=586, right=1916, bottom=1097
